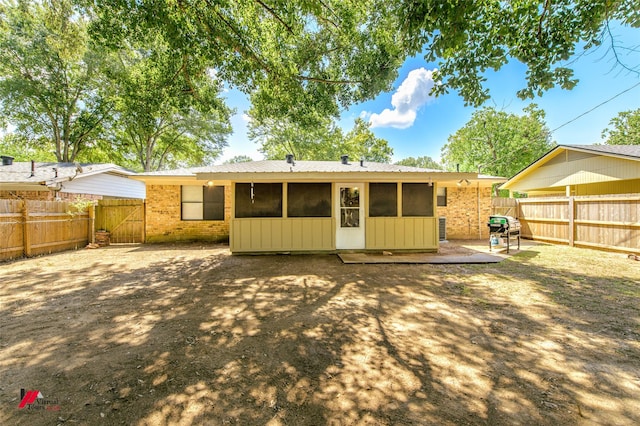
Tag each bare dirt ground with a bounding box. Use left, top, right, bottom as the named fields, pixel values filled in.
left=1, top=241, right=639, bottom=425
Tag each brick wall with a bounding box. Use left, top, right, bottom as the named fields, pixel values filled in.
left=437, top=186, right=492, bottom=239
left=0, top=190, right=52, bottom=200
left=145, top=184, right=231, bottom=243
left=0, top=190, right=103, bottom=201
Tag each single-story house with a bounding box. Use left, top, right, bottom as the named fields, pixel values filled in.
left=0, top=156, right=145, bottom=200
left=500, top=144, right=640, bottom=196
left=135, top=156, right=505, bottom=253
left=498, top=145, right=640, bottom=254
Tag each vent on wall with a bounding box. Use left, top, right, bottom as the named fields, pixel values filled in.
left=438, top=217, right=447, bottom=241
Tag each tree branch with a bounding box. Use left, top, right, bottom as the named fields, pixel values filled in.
left=296, top=75, right=361, bottom=85
left=537, top=0, right=552, bottom=43
left=254, top=0, right=295, bottom=35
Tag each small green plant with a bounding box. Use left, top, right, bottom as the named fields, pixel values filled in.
left=67, top=197, right=97, bottom=216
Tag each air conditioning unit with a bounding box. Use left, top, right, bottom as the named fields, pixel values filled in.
left=438, top=217, right=447, bottom=241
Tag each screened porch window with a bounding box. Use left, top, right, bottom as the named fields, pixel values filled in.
left=402, top=183, right=434, bottom=217
left=287, top=183, right=331, bottom=217
left=235, top=183, right=282, bottom=218
left=181, top=186, right=225, bottom=220
left=369, top=183, right=397, bottom=217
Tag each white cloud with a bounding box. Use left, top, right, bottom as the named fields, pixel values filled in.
left=368, top=67, right=437, bottom=129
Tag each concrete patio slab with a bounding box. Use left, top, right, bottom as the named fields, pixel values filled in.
left=337, top=240, right=521, bottom=264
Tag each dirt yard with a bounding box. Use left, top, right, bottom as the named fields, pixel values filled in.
left=1, top=241, right=639, bottom=425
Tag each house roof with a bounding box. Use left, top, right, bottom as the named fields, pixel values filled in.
left=137, top=160, right=443, bottom=176
left=559, top=144, right=640, bottom=159
left=500, top=144, right=640, bottom=192
left=0, top=162, right=136, bottom=187
left=136, top=160, right=506, bottom=185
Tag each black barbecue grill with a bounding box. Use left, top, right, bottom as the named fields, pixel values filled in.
left=488, top=215, right=521, bottom=253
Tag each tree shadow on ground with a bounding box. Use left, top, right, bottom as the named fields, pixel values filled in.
left=0, top=243, right=638, bottom=425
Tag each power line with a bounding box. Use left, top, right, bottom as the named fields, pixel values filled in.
left=550, top=80, right=640, bottom=133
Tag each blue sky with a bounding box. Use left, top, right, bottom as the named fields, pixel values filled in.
left=219, top=24, right=640, bottom=164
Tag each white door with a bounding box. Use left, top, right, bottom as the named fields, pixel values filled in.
left=336, top=184, right=365, bottom=249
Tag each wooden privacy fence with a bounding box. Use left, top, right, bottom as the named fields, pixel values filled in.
left=491, top=197, right=518, bottom=216
left=516, top=195, right=640, bottom=254
left=0, top=199, right=93, bottom=261
left=95, top=199, right=145, bottom=243
left=1, top=198, right=145, bottom=261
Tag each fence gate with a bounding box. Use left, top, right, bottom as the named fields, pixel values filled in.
left=95, top=199, right=145, bottom=243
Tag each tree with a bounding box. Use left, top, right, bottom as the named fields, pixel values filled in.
left=343, top=118, right=393, bottom=162
left=602, top=108, right=640, bottom=145
left=89, top=0, right=640, bottom=111
left=249, top=116, right=393, bottom=162
left=106, top=32, right=233, bottom=171
left=441, top=105, right=554, bottom=180
left=0, top=132, right=57, bottom=161
left=224, top=155, right=254, bottom=164
left=89, top=0, right=405, bottom=128
left=395, top=156, right=443, bottom=170
left=0, top=0, right=110, bottom=162
left=398, top=0, right=640, bottom=105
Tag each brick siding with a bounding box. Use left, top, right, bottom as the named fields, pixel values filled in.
left=145, top=184, right=231, bottom=243
left=437, top=186, right=492, bottom=239
left=0, top=190, right=103, bottom=201
left=144, top=183, right=491, bottom=244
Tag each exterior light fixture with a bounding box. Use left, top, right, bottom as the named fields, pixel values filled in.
left=206, top=180, right=214, bottom=187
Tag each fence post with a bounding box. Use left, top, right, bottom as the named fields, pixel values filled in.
left=142, top=200, right=147, bottom=243
left=88, top=203, right=96, bottom=244
left=21, top=200, right=32, bottom=257
left=568, top=196, right=575, bottom=247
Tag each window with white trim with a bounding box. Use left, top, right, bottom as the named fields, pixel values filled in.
left=181, top=186, right=225, bottom=220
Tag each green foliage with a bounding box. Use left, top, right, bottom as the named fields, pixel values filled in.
left=88, top=0, right=639, bottom=109
left=441, top=104, right=554, bottom=178
left=0, top=0, right=111, bottom=162
left=399, top=0, right=640, bottom=105
left=90, top=0, right=405, bottom=127
left=395, top=156, right=443, bottom=170
left=602, top=108, right=640, bottom=145
left=104, top=31, right=233, bottom=171
left=223, top=155, right=254, bottom=164
left=66, top=196, right=97, bottom=216
left=250, top=116, right=392, bottom=162
left=0, top=133, right=57, bottom=161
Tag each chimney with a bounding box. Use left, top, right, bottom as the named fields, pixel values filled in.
left=1, top=155, right=14, bottom=166
left=456, top=163, right=460, bottom=172
left=360, top=158, right=364, bottom=167
left=285, top=154, right=294, bottom=164
left=340, top=155, right=349, bottom=165
left=30, top=160, right=35, bottom=177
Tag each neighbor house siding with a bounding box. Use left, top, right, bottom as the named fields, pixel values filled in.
left=62, top=173, right=146, bottom=199
left=145, top=184, right=231, bottom=243
left=509, top=153, right=640, bottom=193
left=437, top=186, right=492, bottom=239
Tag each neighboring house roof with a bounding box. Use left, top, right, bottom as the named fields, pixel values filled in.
left=135, top=159, right=507, bottom=186
left=0, top=162, right=136, bottom=184
left=501, top=144, right=640, bottom=193
left=566, top=144, right=640, bottom=159
left=0, top=161, right=145, bottom=198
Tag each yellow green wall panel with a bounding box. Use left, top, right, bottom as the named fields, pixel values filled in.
left=365, top=217, right=438, bottom=251
left=231, top=218, right=335, bottom=252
